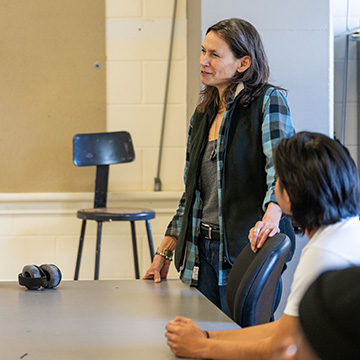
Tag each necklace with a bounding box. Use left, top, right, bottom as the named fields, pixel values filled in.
left=209, top=118, right=220, bottom=161
left=210, top=140, right=217, bottom=160
left=209, top=106, right=225, bottom=161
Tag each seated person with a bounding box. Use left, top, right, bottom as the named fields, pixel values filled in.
left=276, top=266, right=360, bottom=360
left=165, top=131, right=360, bottom=359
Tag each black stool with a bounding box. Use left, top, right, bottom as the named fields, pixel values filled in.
left=73, top=131, right=155, bottom=280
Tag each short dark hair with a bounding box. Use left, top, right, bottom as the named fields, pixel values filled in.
left=274, top=131, right=360, bottom=232
left=198, top=18, right=271, bottom=111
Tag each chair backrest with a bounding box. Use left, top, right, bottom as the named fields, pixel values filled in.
left=226, top=233, right=291, bottom=328
left=73, top=131, right=135, bottom=208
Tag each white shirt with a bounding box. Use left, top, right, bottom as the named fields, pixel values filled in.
left=284, top=217, right=360, bottom=317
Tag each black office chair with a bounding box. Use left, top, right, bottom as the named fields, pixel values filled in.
left=227, top=233, right=291, bottom=327
left=73, top=131, right=155, bottom=280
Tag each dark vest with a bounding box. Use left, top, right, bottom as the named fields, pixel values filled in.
left=174, top=87, right=295, bottom=270
left=223, top=88, right=274, bottom=263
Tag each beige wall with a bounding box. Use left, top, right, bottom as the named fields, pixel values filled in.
left=0, top=0, right=188, bottom=281
left=0, top=0, right=339, bottom=292
left=0, top=1, right=106, bottom=192
left=0, top=192, right=181, bottom=280
left=106, top=0, right=188, bottom=192
left=186, top=0, right=202, bottom=122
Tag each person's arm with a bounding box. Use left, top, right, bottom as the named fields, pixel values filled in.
left=165, top=314, right=298, bottom=359
left=143, top=116, right=194, bottom=282
left=142, top=235, right=177, bottom=282
left=249, top=88, right=295, bottom=251
left=163, top=114, right=195, bottom=239
left=208, top=316, right=277, bottom=341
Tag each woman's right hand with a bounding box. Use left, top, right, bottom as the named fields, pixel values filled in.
left=142, top=236, right=175, bottom=283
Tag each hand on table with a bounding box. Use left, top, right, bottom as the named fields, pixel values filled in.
left=142, top=255, right=171, bottom=283
left=165, top=316, right=207, bottom=359
left=142, top=235, right=176, bottom=283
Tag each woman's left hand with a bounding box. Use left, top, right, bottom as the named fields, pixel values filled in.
left=248, top=202, right=282, bottom=253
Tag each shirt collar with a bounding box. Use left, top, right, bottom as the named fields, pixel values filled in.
left=228, top=82, right=244, bottom=104
left=234, top=82, right=244, bottom=98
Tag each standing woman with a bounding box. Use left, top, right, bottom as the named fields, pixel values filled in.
left=143, top=18, right=295, bottom=314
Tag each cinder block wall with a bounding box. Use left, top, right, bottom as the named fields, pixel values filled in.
left=0, top=0, right=187, bottom=282
left=1, top=1, right=347, bottom=287
left=106, top=0, right=187, bottom=192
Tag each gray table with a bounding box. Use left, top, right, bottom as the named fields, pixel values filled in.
left=0, top=279, right=239, bottom=359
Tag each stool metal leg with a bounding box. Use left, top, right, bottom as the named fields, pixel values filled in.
left=94, top=221, right=103, bottom=280
left=145, top=220, right=155, bottom=260
left=130, top=221, right=140, bottom=279
left=74, top=220, right=87, bottom=280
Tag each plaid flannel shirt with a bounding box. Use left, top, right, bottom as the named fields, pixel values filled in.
left=165, top=86, right=295, bottom=286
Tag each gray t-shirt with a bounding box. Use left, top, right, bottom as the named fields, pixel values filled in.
left=200, top=140, right=219, bottom=226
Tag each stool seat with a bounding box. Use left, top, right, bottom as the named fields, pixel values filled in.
left=77, top=208, right=155, bottom=222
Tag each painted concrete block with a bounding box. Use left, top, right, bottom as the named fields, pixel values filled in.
left=143, top=0, right=186, bottom=18
left=143, top=60, right=186, bottom=104
left=106, top=0, right=142, bottom=17
left=0, top=236, right=57, bottom=281
left=143, top=148, right=185, bottom=191
left=108, top=157, right=143, bottom=191
left=107, top=104, right=186, bottom=147
left=106, top=37, right=186, bottom=61
left=107, top=61, right=142, bottom=104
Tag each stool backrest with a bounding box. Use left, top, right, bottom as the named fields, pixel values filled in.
left=73, top=131, right=135, bottom=167
left=73, top=131, right=135, bottom=208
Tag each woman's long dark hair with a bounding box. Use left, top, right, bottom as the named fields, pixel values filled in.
left=198, top=18, right=273, bottom=112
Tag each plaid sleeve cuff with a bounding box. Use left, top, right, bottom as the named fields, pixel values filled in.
left=165, top=191, right=186, bottom=237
